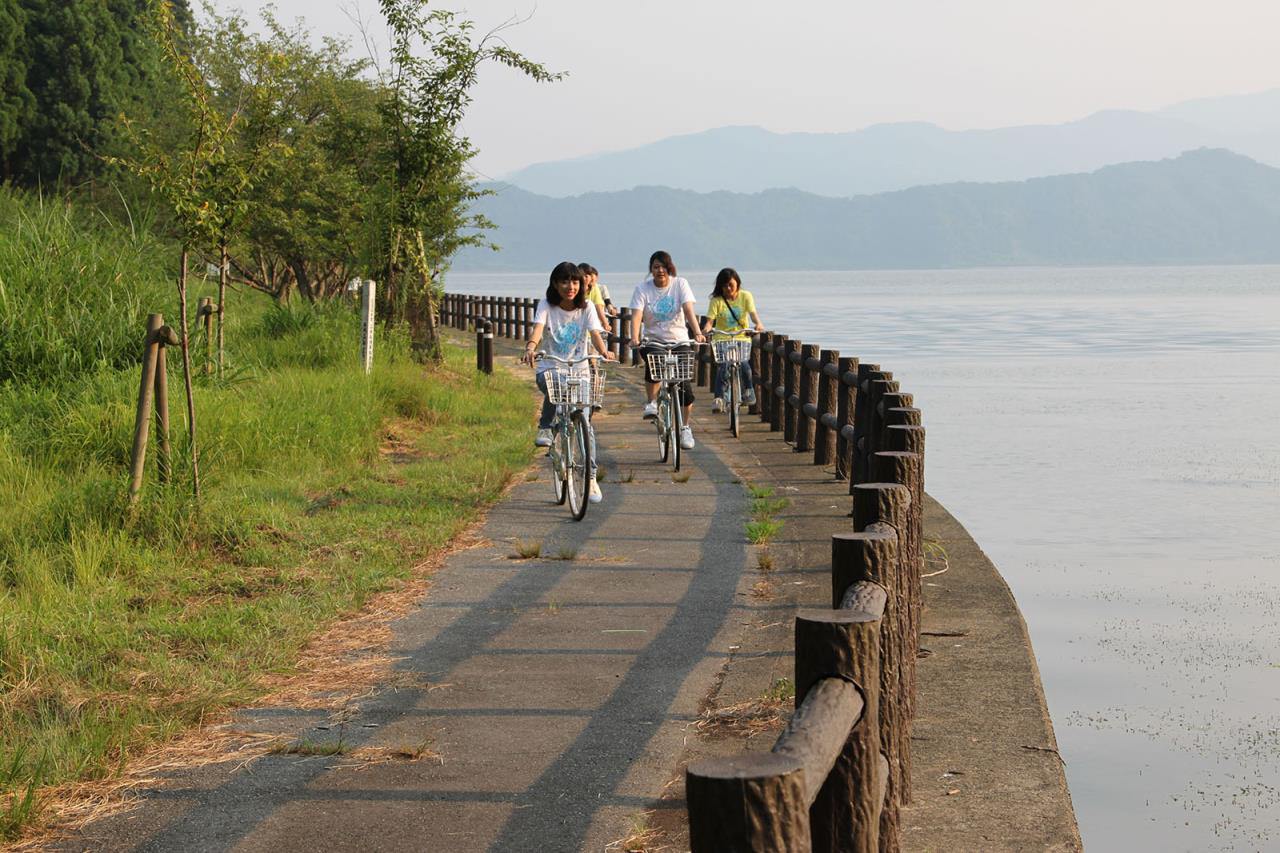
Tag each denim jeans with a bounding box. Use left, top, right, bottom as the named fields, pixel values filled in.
left=536, top=372, right=597, bottom=475
left=713, top=360, right=754, bottom=402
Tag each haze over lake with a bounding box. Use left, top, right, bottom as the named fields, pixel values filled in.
left=447, top=264, right=1280, bottom=851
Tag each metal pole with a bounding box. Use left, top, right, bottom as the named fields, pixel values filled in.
left=361, top=279, right=376, bottom=374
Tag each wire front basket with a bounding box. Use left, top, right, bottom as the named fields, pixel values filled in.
left=645, top=350, right=696, bottom=382
left=712, top=339, right=753, bottom=364
left=545, top=368, right=605, bottom=407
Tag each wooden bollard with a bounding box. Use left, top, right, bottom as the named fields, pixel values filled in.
left=127, top=315, right=164, bottom=503
left=749, top=333, right=763, bottom=416
left=794, top=605, right=884, bottom=853
left=851, top=368, right=889, bottom=487
left=834, top=356, right=858, bottom=481
left=610, top=312, right=622, bottom=359
left=795, top=343, right=820, bottom=453
left=687, top=752, right=810, bottom=852
left=812, top=350, right=839, bottom=466
left=872, top=448, right=924, bottom=801
left=618, top=309, right=632, bottom=365
left=696, top=314, right=710, bottom=388
left=769, top=335, right=787, bottom=433
left=757, top=332, right=774, bottom=424
left=197, top=297, right=213, bottom=375
left=782, top=338, right=800, bottom=443
left=851, top=483, right=911, bottom=826
left=154, top=328, right=172, bottom=485
left=885, top=406, right=921, bottom=427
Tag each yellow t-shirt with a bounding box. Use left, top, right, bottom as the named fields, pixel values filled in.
left=585, top=285, right=605, bottom=308
left=707, top=291, right=757, bottom=340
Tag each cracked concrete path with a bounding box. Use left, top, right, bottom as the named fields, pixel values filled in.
left=56, top=344, right=763, bottom=853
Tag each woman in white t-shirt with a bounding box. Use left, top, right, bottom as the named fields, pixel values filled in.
left=627, top=250, right=706, bottom=451
left=523, top=261, right=616, bottom=502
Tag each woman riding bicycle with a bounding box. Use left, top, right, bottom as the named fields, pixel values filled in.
left=523, top=261, right=616, bottom=503
left=628, top=250, right=705, bottom=450
left=701, top=267, right=765, bottom=413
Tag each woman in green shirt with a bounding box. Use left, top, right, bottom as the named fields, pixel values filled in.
left=701, top=267, right=765, bottom=412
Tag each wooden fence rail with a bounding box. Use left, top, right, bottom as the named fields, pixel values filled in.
left=441, top=291, right=925, bottom=851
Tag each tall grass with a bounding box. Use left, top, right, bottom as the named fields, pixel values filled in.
left=0, top=190, right=538, bottom=840
left=0, top=191, right=175, bottom=385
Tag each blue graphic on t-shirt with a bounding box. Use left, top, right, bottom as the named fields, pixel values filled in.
left=549, top=319, right=584, bottom=357
left=651, top=291, right=679, bottom=323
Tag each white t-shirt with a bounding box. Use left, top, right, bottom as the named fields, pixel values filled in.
left=629, top=276, right=695, bottom=344
left=532, top=299, right=604, bottom=374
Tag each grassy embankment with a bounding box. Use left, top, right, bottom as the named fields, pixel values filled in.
left=0, top=191, right=535, bottom=838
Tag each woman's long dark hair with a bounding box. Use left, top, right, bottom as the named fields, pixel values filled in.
left=546, top=261, right=587, bottom=308
left=711, top=267, right=741, bottom=301
left=648, top=250, right=676, bottom=276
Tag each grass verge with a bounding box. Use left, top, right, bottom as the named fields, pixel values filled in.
left=0, top=334, right=534, bottom=842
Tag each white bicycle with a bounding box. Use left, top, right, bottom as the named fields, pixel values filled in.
left=537, top=353, right=604, bottom=521
left=710, top=329, right=753, bottom=439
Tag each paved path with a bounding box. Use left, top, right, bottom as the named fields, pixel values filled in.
left=57, top=335, right=1078, bottom=852
left=59, top=345, right=760, bottom=852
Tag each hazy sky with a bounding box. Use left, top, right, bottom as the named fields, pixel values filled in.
left=214, top=0, right=1280, bottom=177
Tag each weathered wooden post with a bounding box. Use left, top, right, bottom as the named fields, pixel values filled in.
left=127, top=315, right=164, bottom=503
left=154, top=324, right=172, bottom=485
left=609, top=312, right=622, bottom=359
left=749, top=332, right=763, bottom=416
left=769, top=335, right=787, bottom=432
left=757, top=333, right=774, bottom=423
left=794, top=604, right=885, bottom=853
left=696, top=314, right=710, bottom=388
left=783, top=338, right=800, bottom=443
left=851, top=481, right=912, bottom=839
left=813, top=350, right=839, bottom=467
left=197, top=297, right=213, bottom=375
left=834, top=357, right=859, bottom=481
left=796, top=343, right=820, bottom=454
left=851, top=367, right=888, bottom=486
left=687, top=753, right=810, bottom=852
left=618, top=308, right=632, bottom=366
left=360, top=279, right=376, bottom=375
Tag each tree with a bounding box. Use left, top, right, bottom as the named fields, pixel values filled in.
left=9, top=0, right=191, bottom=186
left=0, top=0, right=33, bottom=177
left=111, top=0, right=245, bottom=498
left=377, top=0, right=561, bottom=360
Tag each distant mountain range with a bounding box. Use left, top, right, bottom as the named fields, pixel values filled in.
left=454, top=149, right=1280, bottom=271
left=500, top=90, right=1280, bottom=198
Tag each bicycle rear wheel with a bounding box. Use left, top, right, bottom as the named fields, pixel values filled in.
left=656, top=389, right=672, bottom=463
left=566, top=414, right=590, bottom=520
left=729, top=369, right=740, bottom=438
left=551, top=422, right=568, bottom=505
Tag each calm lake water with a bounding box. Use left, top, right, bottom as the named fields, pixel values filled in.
left=447, top=266, right=1280, bottom=852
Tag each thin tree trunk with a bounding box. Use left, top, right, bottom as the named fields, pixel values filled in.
left=177, top=247, right=201, bottom=499
left=217, top=241, right=228, bottom=376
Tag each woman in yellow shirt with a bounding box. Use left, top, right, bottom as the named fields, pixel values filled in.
left=701, top=267, right=765, bottom=412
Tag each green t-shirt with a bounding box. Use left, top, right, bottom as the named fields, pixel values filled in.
left=707, top=291, right=757, bottom=339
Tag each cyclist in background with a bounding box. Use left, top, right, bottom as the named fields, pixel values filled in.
left=578, top=262, right=610, bottom=328
left=523, top=262, right=616, bottom=502
left=702, top=267, right=765, bottom=412
left=629, top=250, right=705, bottom=450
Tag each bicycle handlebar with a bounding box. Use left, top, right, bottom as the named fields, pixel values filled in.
left=532, top=352, right=604, bottom=365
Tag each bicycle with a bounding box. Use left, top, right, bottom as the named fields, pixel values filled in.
left=642, top=340, right=696, bottom=472
left=710, top=328, right=754, bottom=439
left=537, top=353, right=604, bottom=520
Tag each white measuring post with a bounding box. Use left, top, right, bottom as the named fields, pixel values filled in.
left=360, top=279, right=376, bottom=374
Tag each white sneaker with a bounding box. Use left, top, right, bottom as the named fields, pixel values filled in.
left=534, top=428, right=552, bottom=447
left=642, top=401, right=658, bottom=420
left=680, top=426, right=695, bottom=450
left=711, top=398, right=724, bottom=413
left=588, top=478, right=602, bottom=503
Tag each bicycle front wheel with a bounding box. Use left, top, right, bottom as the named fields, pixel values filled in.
left=551, top=423, right=568, bottom=505
left=656, top=389, right=672, bottom=463
left=566, top=413, right=590, bottom=520
left=729, top=370, right=740, bottom=438
left=671, top=384, right=683, bottom=472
